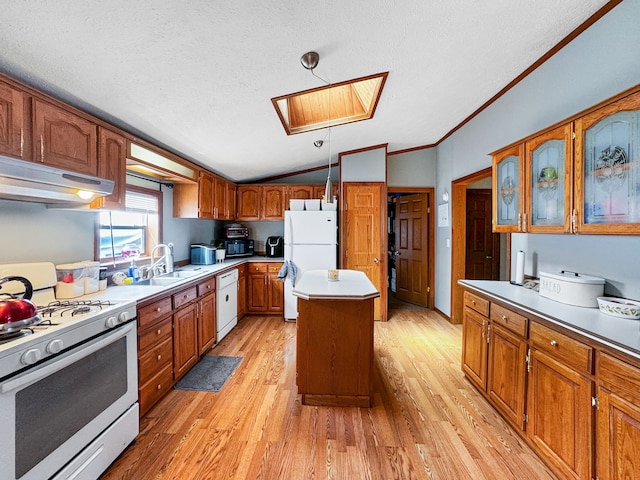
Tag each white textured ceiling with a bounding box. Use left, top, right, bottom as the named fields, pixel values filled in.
left=0, top=0, right=611, bottom=182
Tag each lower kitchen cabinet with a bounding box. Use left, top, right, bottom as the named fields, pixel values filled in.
left=596, top=352, right=640, bottom=480
left=247, top=262, right=283, bottom=314
left=461, top=306, right=488, bottom=390
left=173, top=287, right=199, bottom=381
left=237, top=264, right=247, bottom=319
left=197, top=277, right=216, bottom=355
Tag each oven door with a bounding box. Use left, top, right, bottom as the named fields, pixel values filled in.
left=0, top=321, right=138, bottom=480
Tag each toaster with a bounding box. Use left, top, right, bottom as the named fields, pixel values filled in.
left=190, top=244, right=216, bottom=265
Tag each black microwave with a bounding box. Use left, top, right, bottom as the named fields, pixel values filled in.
left=218, top=238, right=254, bottom=257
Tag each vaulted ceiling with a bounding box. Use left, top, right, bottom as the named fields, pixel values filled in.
left=0, top=0, right=613, bottom=182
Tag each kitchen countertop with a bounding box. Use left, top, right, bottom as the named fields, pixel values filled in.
left=459, top=280, right=640, bottom=361
left=293, top=269, right=380, bottom=301
left=84, top=256, right=284, bottom=304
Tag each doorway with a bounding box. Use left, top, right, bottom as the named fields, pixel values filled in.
left=450, top=168, right=508, bottom=324
left=387, top=188, right=434, bottom=311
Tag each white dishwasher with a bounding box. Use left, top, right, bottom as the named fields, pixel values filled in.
left=216, top=269, right=238, bottom=342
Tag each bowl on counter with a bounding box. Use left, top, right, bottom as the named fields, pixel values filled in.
left=597, top=296, right=640, bottom=319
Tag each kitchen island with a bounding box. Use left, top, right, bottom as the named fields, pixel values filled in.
left=293, top=269, right=379, bottom=407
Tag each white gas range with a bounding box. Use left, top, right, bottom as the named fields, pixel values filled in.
left=0, top=262, right=138, bottom=480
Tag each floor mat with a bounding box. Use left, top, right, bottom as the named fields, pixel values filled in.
left=174, top=355, right=242, bottom=392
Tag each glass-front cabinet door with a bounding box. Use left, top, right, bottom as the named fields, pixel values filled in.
left=525, top=124, right=573, bottom=233
left=575, top=90, right=640, bottom=234
left=492, top=144, right=524, bottom=232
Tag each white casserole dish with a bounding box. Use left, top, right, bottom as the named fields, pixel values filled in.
left=538, top=271, right=604, bottom=308
left=597, top=297, right=640, bottom=319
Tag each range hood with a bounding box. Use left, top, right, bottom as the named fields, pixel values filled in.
left=0, top=155, right=114, bottom=205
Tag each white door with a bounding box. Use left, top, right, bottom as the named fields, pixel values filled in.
left=284, top=211, right=337, bottom=245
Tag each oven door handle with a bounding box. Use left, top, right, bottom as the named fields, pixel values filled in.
left=1, top=321, right=135, bottom=394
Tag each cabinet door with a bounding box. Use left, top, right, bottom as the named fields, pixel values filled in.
left=596, top=352, right=640, bottom=480
left=492, top=144, right=525, bottom=232
left=247, top=273, right=268, bottom=312
left=262, top=185, right=286, bottom=220
left=199, top=171, right=215, bottom=218
left=173, top=303, right=199, bottom=380
left=487, top=323, right=527, bottom=429
left=575, top=89, right=640, bottom=234
left=268, top=274, right=284, bottom=313
left=213, top=176, right=226, bottom=219
left=33, top=99, right=98, bottom=175
left=527, top=348, right=593, bottom=480
left=287, top=185, right=314, bottom=201
left=236, top=185, right=261, bottom=220
left=525, top=124, right=573, bottom=233
left=237, top=266, right=246, bottom=319
left=312, top=184, right=339, bottom=201
left=92, top=128, right=126, bottom=209
left=226, top=182, right=237, bottom=220
left=0, top=81, right=27, bottom=160
left=461, top=307, right=489, bottom=390
left=198, top=293, right=216, bottom=355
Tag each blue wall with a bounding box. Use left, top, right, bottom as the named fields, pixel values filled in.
left=436, top=1, right=640, bottom=315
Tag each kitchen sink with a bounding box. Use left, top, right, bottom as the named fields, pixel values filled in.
left=170, top=270, right=200, bottom=278
left=134, top=277, right=181, bottom=286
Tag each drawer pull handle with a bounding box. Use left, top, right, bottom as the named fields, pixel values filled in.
left=471, top=300, right=476, bottom=305
left=156, top=307, right=161, bottom=313
left=156, top=329, right=161, bottom=335
left=157, top=354, right=162, bottom=361
left=157, top=384, right=162, bottom=390
left=550, top=340, right=558, bottom=347
left=502, top=315, right=507, bottom=321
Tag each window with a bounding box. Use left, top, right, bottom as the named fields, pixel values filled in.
left=98, top=186, right=161, bottom=264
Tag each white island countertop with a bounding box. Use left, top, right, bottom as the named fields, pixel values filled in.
left=293, top=269, right=380, bottom=301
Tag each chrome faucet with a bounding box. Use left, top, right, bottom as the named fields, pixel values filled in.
left=148, top=243, right=174, bottom=278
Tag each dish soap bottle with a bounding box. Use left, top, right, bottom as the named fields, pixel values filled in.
left=128, top=259, right=140, bottom=282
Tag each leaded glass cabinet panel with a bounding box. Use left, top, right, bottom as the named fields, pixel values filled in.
left=575, top=90, right=640, bottom=234
left=492, top=144, right=524, bottom=232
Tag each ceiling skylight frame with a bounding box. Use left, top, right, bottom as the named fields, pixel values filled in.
left=271, top=72, right=388, bottom=135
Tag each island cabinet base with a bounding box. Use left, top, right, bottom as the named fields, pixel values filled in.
left=296, top=297, right=374, bottom=407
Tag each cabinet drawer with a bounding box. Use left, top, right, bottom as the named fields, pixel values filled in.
left=464, top=291, right=489, bottom=317
left=197, top=277, right=215, bottom=296
left=248, top=263, right=268, bottom=273
left=267, top=263, right=283, bottom=273
left=173, top=286, right=197, bottom=309
left=530, top=322, right=593, bottom=374
left=490, top=303, right=527, bottom=337
left=138, top=317, right=172, bottom=351
left=598, top=352, right=640, bottom=405
left=139, top=363, right=173, bottom=415
left=138, top=297, right=172, bottom=329
left=139, top=336, right=173, bottom=383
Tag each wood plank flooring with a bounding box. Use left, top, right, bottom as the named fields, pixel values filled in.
left=101, top=305, right=557, bottom=480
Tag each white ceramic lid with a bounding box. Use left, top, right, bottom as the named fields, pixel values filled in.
left=540, top=270, right=605, bottom=285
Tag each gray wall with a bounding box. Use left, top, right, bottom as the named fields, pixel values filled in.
left=341, top=147, right=387, bottom=182
left=435, top=1, right=640, bottom=315
left=387, top=148, right=436, bottom=187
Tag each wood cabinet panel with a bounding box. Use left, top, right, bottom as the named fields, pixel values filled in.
left=173, top=286, right=198, bottom=309
left=138, top=297, right=173, bottom=329
left=463, top=290, right=489, bottom=316
left=487, top=323, right=527, bottom=429
left=527, top=348, right=593, bottom=480
left=248, top=271, right=268, bottom=313
left=198, top=171, right=215, bottom=218
left=461, top=306, right=488, bottom=390
left=287, top=185, right=314, bottom=200
left=236, top=185, right=261, bottom=220
left=237, top=264, right=246, bottom=319
left=530, top=321, right=593, bottom=374
left=33, top=99, right=97, bottom=175
left=173, top=303, right=199, bottom=380
left=139, top=336, right=173, bottom=383
left=138, top=316, right=172, bottom=352
left=268, top=273, right=284, bottom=313
left=490, top=302, right=527, bottom=337
left=139, top=363, right=173, bottom=416
left=0, top=80, right=26, bottom=160
left=262, top=185, right=286, bottom=220
left=92, top=127, right=126, bottom=209
left=198, top=292, right=216, bottom=355
left=492, top=144, right=525, bottom=232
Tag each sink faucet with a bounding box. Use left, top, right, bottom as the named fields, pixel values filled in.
left=148, top=243, right=174, bottom=278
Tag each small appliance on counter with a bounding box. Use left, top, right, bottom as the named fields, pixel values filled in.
left=539, top=270, right=605, bottom=307
left=266, top=236, right=284, bottom=257
left=191, top=243, right=216, bottom=265
left=225, top=223, right=249, bottom=238
left=217, top=238, right=254, bottom=258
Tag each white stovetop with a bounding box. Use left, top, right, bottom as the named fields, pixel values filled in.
left=459, top=280, right=640, bottom=361
left=293, top=269, right=380, bottom=301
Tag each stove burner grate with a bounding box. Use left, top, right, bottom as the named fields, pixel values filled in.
left=38, top=300, right=115, bottom=317
left=0, top=329, right=32, bottom=344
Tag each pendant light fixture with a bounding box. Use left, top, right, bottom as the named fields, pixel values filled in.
left=301, top=51, right=333, bottom=203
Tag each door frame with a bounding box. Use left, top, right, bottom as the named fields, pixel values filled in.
left=387, top=187, right=435, bottom=309
left=450, top=167, right=511, bottom=324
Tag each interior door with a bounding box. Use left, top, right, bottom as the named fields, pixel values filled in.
left=394, top=193, right=429, bottom=306
left=343, top=183, right=386, bottom=321
left=465, top=190, right=500, bottom=280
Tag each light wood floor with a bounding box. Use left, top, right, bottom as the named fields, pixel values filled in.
left=101, top=305, right=558, bottom=480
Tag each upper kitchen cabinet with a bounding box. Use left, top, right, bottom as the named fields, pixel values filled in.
left=90, top=128, right=126, bottom=209
left=214, top=177, right=236, bottom=220
left=525, top=123, right=573, bottom=233
left=262, top=185, right=286, bottom=220
left=287, top=185, right=314, bottom=200
left=198, top=170, right=215, bottom=219
left=0, top=81, right=28, bottom=160
left=492, top=144, right=525, bottom=232
left=575, top=89, right=640, bottom=235
left=33, top=99, right=97, bottom=176
left=236, top=185, right=261, bottom=220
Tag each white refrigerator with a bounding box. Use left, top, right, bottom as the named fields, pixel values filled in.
left=284, top=210, right=337, bottom=321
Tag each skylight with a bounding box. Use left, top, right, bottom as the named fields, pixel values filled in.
left=271, top=72, right=388, bottom=135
